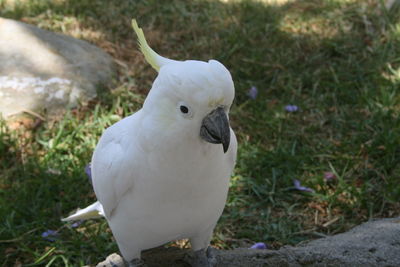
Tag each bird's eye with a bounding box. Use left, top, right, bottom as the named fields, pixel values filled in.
left=180, top=105, right=189, bottom=114
left=177, top=101, right=193, bottom=118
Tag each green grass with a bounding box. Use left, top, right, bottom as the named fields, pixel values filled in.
left=1, top=0, right=400, bottom=265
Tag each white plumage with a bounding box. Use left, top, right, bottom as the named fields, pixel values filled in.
left=63, top=20, right=237, bottom=262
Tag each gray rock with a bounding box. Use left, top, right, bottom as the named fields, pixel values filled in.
left=290, top=217, right=400, bottom=266
left=0, top=17, right=115, bottom=118
left=96, top=217, right=400, bottom=266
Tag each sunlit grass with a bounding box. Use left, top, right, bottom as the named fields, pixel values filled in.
left=0, top=0, right=399, bottom=265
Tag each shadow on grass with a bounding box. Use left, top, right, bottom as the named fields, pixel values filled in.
left=0, top=0, right=400, bottom=265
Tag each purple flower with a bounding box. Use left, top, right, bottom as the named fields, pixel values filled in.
left=324, top=172, right=336, bottom=181
left=85, top=163, right=92, bottom=184
left=285, top=105, right=298, bottom=112
left=247, top=86, right=258, bottom=100
left=250, top=242, right=267, bottom=249
left=41, top=230, right=59, bottom=242
left=71, top=220, right=83, bottom=228
left=293, top=179, right=314, bottom=193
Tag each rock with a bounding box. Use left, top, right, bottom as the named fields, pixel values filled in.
left=0, top=17, right=115, bottom=118
left=289, top=217, right=400, bottom=266
left=96, top=217, right=400, bottom=266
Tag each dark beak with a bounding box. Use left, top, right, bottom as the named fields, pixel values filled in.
left=200, top=107, right=230, bottom=153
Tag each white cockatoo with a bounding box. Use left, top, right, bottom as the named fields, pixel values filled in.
left=63, top=19, right=237, bottom=266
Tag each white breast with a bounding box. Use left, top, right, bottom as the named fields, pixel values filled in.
left=106, top=129, right=236, bottom=259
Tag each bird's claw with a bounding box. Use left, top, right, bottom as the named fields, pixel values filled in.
left=124, top=258, right=146, bottom=267
left=184, top=247, right=217, bottom=267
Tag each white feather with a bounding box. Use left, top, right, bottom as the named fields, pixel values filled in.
left=63, top=20, right=237, bottom=262
left=62, top=201, right=104, bottom=221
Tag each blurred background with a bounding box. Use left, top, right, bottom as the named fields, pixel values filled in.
left=0, top=0, right=399, bottom=265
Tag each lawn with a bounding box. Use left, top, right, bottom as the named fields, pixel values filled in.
left=1, top=0, right=400, bottom=266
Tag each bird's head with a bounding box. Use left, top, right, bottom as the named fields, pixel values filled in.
left=132, top=20, right=234, bottom=153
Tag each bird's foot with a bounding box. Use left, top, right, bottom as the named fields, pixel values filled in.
left=124, top=258, right=146, bottom=267
left=184, top=247, right=217, bottom=267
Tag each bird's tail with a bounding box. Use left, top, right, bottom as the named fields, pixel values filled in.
left=62, top=201, right=105, bottom=222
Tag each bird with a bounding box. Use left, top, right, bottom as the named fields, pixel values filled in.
left=63, top=19, right=237, bottom=267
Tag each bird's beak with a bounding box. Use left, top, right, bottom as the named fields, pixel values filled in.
left=200, top=107, right=230, bottom=153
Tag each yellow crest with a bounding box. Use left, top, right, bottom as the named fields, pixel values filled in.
left=132, top=19, right=177, bottom=72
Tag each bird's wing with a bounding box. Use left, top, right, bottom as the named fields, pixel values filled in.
left=91, top=115, right=140, bottom=219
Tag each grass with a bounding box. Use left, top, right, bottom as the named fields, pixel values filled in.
left=1, top=0, right=400, bottom=265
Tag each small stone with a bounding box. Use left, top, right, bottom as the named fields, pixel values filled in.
left=96, top=253, right=125, bottom=267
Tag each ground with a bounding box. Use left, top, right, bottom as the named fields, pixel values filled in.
left=0, top=0, right=400, bottom=266
left=97, top=217, right=400, bottom=266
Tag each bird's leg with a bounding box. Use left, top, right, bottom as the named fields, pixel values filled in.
left=184, top=247, right=217, bottom=267
left=124, top=258, right=146, bottom=267
left=185, top=226, right=217, bottom=267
